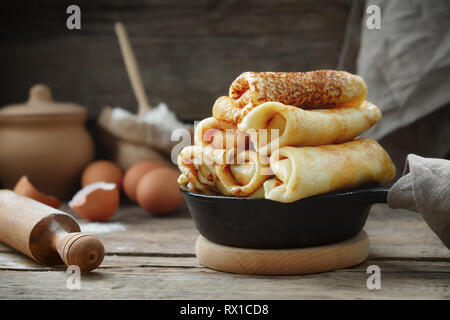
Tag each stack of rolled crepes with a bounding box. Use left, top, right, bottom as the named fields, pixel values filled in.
left=178, top=70, right=396, bottom=203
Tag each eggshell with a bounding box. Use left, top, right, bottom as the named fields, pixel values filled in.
left=13, top=176, right=61, bottom=208
left=81, top=160, right=123, bottom=189
left=136, top=167, right=183, bottom=215
left=69, top=182, right=119, bottom=221
left=123, top=161, right=167, bottom=202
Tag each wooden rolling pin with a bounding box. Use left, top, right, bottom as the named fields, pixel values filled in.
left=0, top=190, right=104, bottom=272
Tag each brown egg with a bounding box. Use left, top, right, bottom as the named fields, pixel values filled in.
left=136, top=167, right=183, bottom=215
left=81, top=160, right=123, bottom=189
left=13, top=176, right=61, bottom=208
left=123, top=161, right=167, bottom=202
left=69, top=182, right=119, bottom=221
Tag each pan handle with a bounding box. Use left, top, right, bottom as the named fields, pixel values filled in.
left=358, top=185, right=391, bottom=204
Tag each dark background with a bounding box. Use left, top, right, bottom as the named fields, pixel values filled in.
left=1, top=0, right=448, bottom=173
left=0, top=0, right=355, bottom=122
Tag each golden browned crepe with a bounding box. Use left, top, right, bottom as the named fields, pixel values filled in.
left=264, top=139, right=396, bottom=203
left=178, top=145, right=271, bottom=197
left=194, top=117, right=249, bottom=150
left=238, top=100, right=381, bottom=155
left=213, top=70, right=367, bottom=123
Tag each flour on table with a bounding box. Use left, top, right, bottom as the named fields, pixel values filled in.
left=79, top=222, right=127, bottom=234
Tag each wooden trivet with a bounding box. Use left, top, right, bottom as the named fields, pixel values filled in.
left=196, top=231, right=369, bottom=275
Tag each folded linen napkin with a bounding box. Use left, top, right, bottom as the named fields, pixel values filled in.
left=388, top=154, right=450, bottom=249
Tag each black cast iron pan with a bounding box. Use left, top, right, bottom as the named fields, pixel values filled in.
left=181, top=185, right=389, bottom=249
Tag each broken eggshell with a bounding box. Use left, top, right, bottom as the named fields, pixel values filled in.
left=69, top=182, right=119, bottom=222
left=13, top=176, right=61, bottom=208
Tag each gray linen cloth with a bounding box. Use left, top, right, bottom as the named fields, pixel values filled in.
left=358, top=0, right=450, bottom=140
left=388, top=154, right=450, bottom=248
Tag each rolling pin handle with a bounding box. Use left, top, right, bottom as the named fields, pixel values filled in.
left=53, top=232, right=105, bottom=272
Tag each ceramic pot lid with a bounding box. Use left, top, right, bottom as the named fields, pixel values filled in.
left=0, top=84, right=87, bottom=119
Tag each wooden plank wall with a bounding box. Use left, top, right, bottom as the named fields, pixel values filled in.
left=0, top=0, right=353, bottom=122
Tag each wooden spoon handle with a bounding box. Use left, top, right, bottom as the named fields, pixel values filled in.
left=115, top=21, right=151, bottom=116
left=53, top=232, right=105, bottom=272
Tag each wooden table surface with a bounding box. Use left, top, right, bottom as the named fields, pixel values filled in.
left=0, top=203, right=449, bottom=300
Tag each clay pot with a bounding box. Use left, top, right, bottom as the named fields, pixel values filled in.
left=0, top=84, right=95, bottom=199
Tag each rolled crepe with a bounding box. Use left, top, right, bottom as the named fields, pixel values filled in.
left=264, top=139, right=396, bottom=203
left=238, top=100, right=381, bottom=155
left=178, top=146, right=217, bottom=195
left=194, top=117, right=249, bottom=150
left=178, top=145, right=271, bottom=197
left=214, top=70, right=367, bottom=123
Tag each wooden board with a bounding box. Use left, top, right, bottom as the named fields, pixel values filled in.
left=196, top=232, right=369, bottom=275
left=0, top=203, right=449, bottom=299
